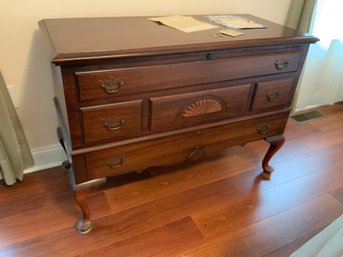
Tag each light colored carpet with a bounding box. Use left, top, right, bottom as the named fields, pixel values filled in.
left=291, top=214, right=343, bottom=257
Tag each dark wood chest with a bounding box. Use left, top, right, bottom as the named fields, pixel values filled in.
left=39, top=15, right=318, bottom=233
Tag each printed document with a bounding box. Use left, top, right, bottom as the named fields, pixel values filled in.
left=149, top=15, right=218, bottom=33
left=204, top=15, right=266, bottom=29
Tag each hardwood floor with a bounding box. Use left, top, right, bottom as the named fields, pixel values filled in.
left=1, top=103, right=343, bottom=257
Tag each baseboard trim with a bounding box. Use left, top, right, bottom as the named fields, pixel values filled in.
left=24, top=144, right=66, bottom=174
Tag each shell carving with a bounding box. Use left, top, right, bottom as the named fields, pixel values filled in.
left=182, top=99, right=223, bottom=118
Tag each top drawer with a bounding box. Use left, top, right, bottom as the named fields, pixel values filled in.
left=75, top=51, right=302, bottom=101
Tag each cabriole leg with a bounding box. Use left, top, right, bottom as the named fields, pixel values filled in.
left=262, top=135, right=285, bottom=179
left=57, top=124, right=108, bottom=234
left=73, top=178, right=107, bottom=234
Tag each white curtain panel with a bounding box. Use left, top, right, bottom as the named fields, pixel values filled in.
left=295, top=0, right=343, bottom=111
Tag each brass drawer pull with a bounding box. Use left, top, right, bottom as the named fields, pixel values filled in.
left=274, top=57, right=289, bottom=71
left=106, top=156, right=124, bottom=169
left=100, top=76, right=124, bottom=94
left=257, top=123, right=270, bottom=134
left=266, top=90, right=280, bottom=102
left=104, top=116, right=124, bottom=131
left=188, top=146, right=204, bottom=161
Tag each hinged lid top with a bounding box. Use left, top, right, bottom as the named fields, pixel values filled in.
left=38, top=14, right=319, bottom=65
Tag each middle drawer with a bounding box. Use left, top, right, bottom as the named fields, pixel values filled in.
left=80, top=100, right=142, bottom=143
left=149, top=84, right=253, bottom=131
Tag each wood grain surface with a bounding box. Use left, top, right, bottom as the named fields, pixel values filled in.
left=0, top=103, right=342, bottom=257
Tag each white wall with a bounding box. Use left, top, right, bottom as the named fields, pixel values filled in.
left=0, top=0, right=291, bottom=171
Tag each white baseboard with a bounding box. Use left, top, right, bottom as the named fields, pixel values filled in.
left=24, top=144, right=67, bottom=174
left=293, top=104, right=323, bottom=114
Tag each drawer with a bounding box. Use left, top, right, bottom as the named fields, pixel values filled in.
left=81, top=100, right=142, bottom=143
left=83, top=111, right=289, bottom=180
left=150, top=84, right=252, bottom=131
left=251, top=77, right=295, bottom=111
left=75, top=51, right=302, bottom=101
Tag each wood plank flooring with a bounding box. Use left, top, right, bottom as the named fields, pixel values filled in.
left=1, top=103, right=343, bottom=257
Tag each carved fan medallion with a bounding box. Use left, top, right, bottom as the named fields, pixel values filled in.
left=182, top=98, right=223, bottom=118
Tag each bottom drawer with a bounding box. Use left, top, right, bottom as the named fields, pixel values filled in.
left=78, top=111, right=289, bottom=181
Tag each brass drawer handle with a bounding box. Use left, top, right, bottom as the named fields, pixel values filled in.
left=188, top=146, right=204, bottom=161
left=257, top=123, right=270, bottom=134
left=100, top=76, right=124, bottom=94
left=104, top=116, right=124, bottom=131
left=266, top=90, right=280, bottom=102
left=106, top=156, right=124, bottom=169
left=275, top=57, right=289, bottom=71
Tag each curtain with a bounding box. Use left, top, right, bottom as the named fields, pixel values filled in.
left=285, top=0, right=318, bottom=110
left=287, top=0, right=343, bottom=111
left=0, top=71, right=34, bottom=185
left=285, top=0, right=317, bottom=32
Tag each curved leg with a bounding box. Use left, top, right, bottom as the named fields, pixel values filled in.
left=57, top=126, right=108, bottom=234
left=73, top=178, right=107, bottom=234
left=262, top=135, right=285, bottom=179
left=62, top=159, right=107, bottom=234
